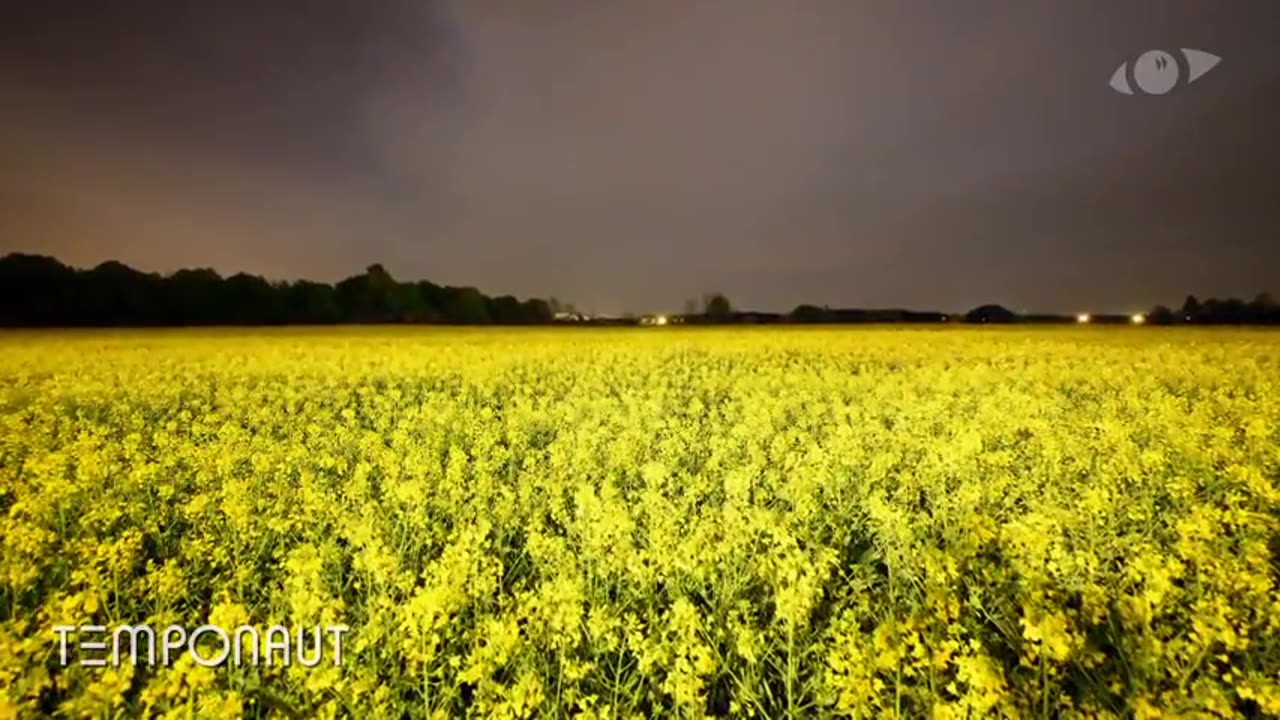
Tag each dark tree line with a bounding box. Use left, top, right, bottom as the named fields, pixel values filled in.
left=0, top=254, right=554, bottom=327
left=1145, top=294, right=1280, bottom=325
left=679, top=294, right=952, bottom=324
left=4, top=253, right=1275, bottom=328
left=680, top=294, right=1280, bottom=326
left=961, top=295, right=1280, bottom=325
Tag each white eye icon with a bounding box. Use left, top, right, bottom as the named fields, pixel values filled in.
left=1109, top=48, right=1220, bottom=95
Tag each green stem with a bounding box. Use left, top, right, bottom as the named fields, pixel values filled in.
left=1041, top=655, right=1048, bottom=719
left=786, top=624, right=796, bottom=720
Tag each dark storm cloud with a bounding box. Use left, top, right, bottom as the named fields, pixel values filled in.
left=2, top=1, right=1278, bottom=314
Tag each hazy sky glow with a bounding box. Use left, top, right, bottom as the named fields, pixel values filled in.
left=2, top=1, right=1278, bottom=314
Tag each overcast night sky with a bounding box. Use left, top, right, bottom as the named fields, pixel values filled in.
left=2, top=1, right=1278, bottom=315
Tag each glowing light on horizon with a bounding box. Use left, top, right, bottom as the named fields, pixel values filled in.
left=1076, top=313, right=1091, bottom=324
left=1131, top=313, right=1145, bottom=325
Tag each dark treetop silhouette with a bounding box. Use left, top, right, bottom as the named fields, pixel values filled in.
left=0, top=254, right=551, bottom=327
left=2, top=253, right=1276, bottom=327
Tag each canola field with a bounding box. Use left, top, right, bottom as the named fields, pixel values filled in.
left=2, top=327, right=1279, bottom=719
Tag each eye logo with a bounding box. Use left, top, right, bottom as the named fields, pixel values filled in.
left=1109, top=48, right=1220, bottom=95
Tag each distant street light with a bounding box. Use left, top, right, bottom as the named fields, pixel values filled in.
left=1076, top=313, right=1091, bottom=324
left=1131, top=313, right=1145, bottom=325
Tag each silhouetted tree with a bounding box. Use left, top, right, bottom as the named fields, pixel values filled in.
left=1181, top=295, right=1201, bottom=321
left=221, top=273, right=278, bottom=324
left=80, top=261, right=165, bottom=326
left=703, top=293, right=732, bottom=320
left=790, top=304, right=831, bottom=323
left=285, top=280, right=339, bottom=323
left=1220, top=298, right=1248, bottom=324
left=487, top=295, right=526, bottom=324
left=1147, top=305, right=1177, bottom=325
left=1249, top=292, right=1277, bottom=323
left=0, top=254, right=76, bottom=326
left=334, top=263, right=405, bottom=322
left=964, top=304, right=1018, bottom=324
left=521, top=298, right=553, bottom=324
left=164, top=269, right=225, bottom=324
left=413, top=280, right=445, bottom=319
left=443, top=286, right=490, bottom=324
left=335, top=274, right=369, bottom=321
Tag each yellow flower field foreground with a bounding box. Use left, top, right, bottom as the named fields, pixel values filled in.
left=2, top=327, right=1279, bottom=719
